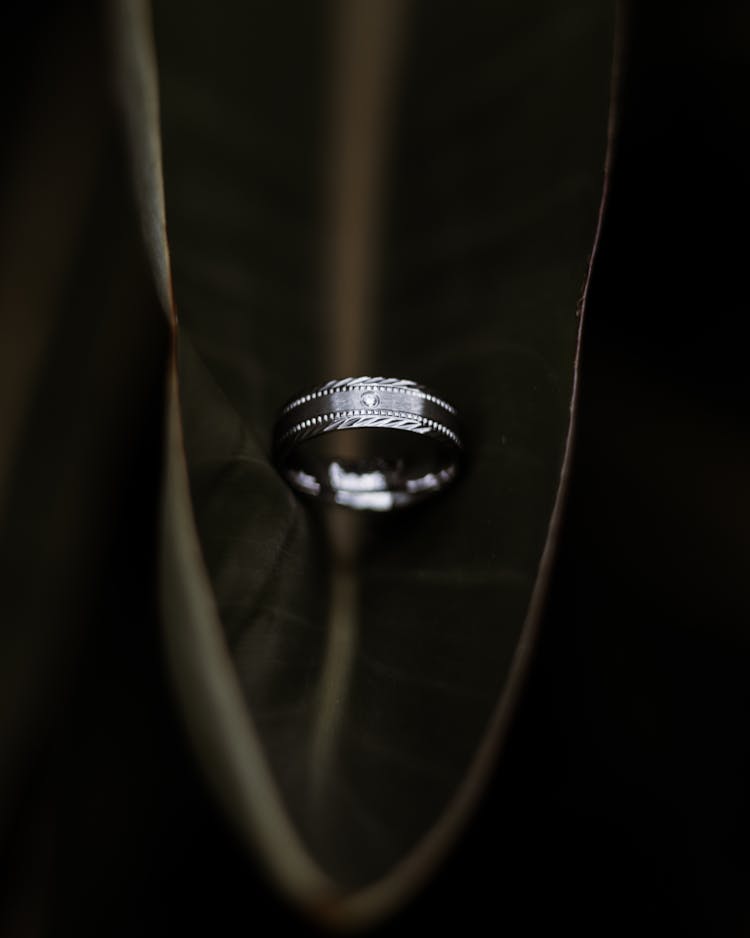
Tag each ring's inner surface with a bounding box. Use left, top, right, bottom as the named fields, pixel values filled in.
left=282, top=428, right=459, bottom=510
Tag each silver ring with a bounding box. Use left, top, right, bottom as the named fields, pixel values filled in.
left=272, top=377, right=463, bottom=511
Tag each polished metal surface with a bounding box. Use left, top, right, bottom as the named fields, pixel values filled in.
left=272, top=377, right=463, bottom=510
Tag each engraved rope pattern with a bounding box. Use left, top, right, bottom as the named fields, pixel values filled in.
left=276, top=409, right=462, bottom=449
left=281, top=376, right=457, bottom=417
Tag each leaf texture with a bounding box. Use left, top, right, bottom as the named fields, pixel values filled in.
left=117, top=0, right=616, bottom=926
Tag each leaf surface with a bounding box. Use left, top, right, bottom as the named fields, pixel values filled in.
left=118, top=0, right=616, bottom=925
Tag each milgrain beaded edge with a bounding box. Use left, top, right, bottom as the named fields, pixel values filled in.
left=280, top=377, right=458, bottom=417
left=275, top=409, right=462, bottom=449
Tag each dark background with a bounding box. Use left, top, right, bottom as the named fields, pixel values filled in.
left=1, top=2, right=748, bottom=935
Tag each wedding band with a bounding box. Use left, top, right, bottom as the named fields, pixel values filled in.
left=272, top=377, right=463, bottom=511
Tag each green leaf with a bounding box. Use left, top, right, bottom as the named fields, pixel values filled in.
left=0, top=4, right=163, bottom=829
left=116, top=0, right=616, bottom=926
left=0, top=8, right=169, bottom=926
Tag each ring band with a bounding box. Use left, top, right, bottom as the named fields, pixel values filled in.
left=272, top=377, right=463, bottom=511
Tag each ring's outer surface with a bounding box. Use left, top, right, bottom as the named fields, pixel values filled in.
left=272, top=377, right=463, bottom=511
